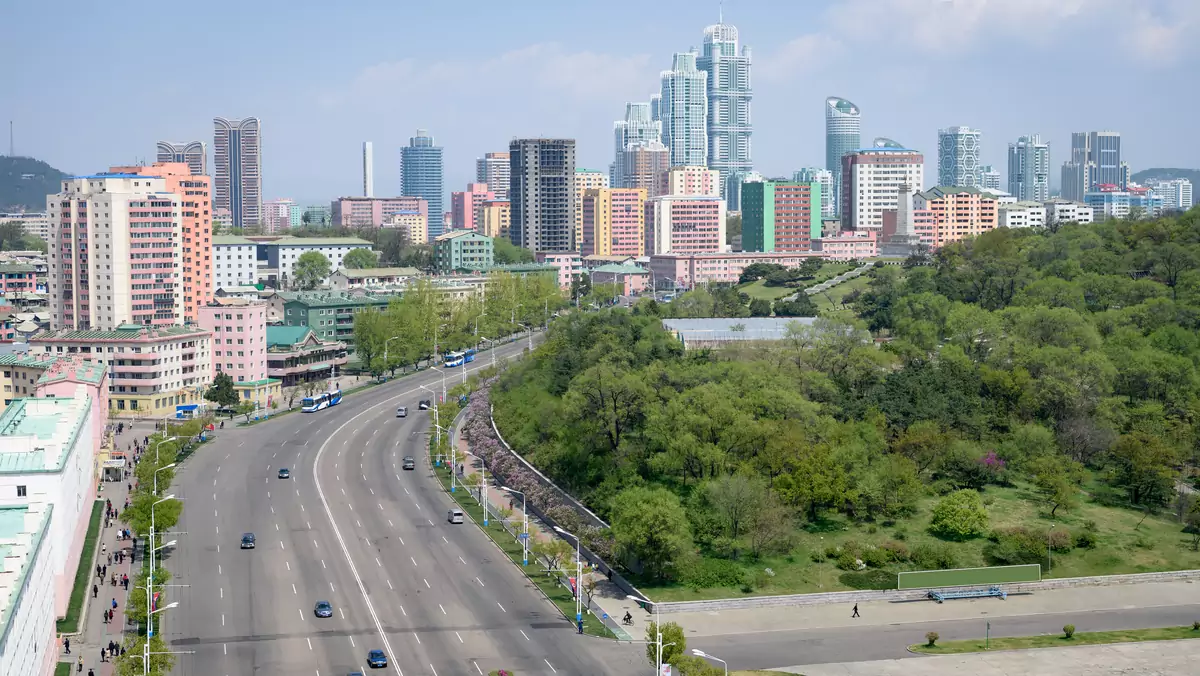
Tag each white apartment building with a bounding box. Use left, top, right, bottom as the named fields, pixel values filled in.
left=1149, top=178, right=1193, bottom=211
left=998, top=201, right=1047, bottom=229
left=212, top=235, right=259, bottom=291
left=1043, top=199, right=1095, bottom=226
left=46, top=173, right=184, bottom=331
left=0, top=212, right=50, bottom=242
left=265, top=237, right=372, bottom=288
left=842, top=149, right=926, bottom=231
left=0, top=501, right=56, bottom=676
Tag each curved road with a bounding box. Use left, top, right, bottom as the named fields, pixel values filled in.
left=165, top=340, right=640, bottom=676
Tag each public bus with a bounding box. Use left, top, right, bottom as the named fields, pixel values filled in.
left=301, top=388, right=343, bottom=412
left=463, top=348, right=476, bottom=363
left=443, top=351, right=465, bottom=367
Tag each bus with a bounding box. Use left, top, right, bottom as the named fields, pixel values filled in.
left=301, top=388, right=343, bottom=412
left=444, top=351, right=465, bottom=367
left=464, top=348, right=476, bottom=363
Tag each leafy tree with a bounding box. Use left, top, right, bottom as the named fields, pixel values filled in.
left=113, top=633, right=176, bottom=675
left=725, top=213, right=741, bottom=245
left=532, top=538, right=574, bottom=573
left=0, top=221, right=46, bottom=252
left=748, top=298, right=772, bottom=317
left=292, top=250, right=332, bottom=289
left=342, top=247, right=379, bottom=269
left=236, top=401, right=257, bottom=422
left=204, top=372, right=239, bottom=408
left=775, top=443, right=849, bottom=521
left=1106, top=432, right=1179, bottom=508
left=611, top=486, right=692, bottom=580
left=352, top=308, right=388, bottom=375
left=738, top=263, right=784, bottom=285
left=704, top=473, right=768, bottom=541
left=1027, top=455, right=1084, bottom=516
left=494, top=237, right=535, bottom=264
left=928, top=490, right=989, bottom=540
left=798, top=257, right=824, bottom=276
left=645, top=621, right=687, bottom=668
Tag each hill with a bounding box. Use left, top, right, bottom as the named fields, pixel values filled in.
left=0, top=156, right=67, bottom=212
left=1131, top=167, right=1200, bottom=186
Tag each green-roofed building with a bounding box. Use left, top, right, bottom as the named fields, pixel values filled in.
left=266, top=325, right=349, bottom=388
left=266, top=292, right=400, bottom=346
left=433, top=231, right=494, bottom=274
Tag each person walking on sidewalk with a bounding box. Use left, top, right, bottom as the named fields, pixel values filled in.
left=63, top=636, right=70, bottom=654
left=852, top=603, right=860, bottom=618
left=77, top=656, right=83, bottom=672
left=92, top=583, right=98, bottom=599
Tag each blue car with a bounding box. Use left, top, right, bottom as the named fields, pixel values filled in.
left=314, top=600, right=333, bottom=618
left=278, top=468, right=291, bottom=479
left=367, top=649, right=387, bottom=668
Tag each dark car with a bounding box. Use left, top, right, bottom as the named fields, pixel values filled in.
left=278, top=467, right=291, bottom=479
left=348, top=673, right=365, bottom=676
left=418, top=399, right=431, bottom=410
left=314, top=600, right=333, bottom=618
left=402, top=456, right=416, bottom=470
left=366, top=649, right=387, bottom=668
left=240, top=533, right=256, bottom=549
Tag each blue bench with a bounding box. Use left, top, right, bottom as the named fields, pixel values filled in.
left=927, top=585, right=1007, bottom=603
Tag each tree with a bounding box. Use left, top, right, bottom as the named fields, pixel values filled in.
left=645, top=621, right=687, bottom=668
left=284, top=386, right=303, bottom=409
left=113, top=634, right=176, bottom=675
left=0, top=220, right=46, bottom=252
left=748, top=298, right=772, bottom=317
left=292, top=250, right=332, bottom=289
left=494, top=237, right=535, bottom=264
left=725, top=213, right=742, bottom=245
left=204, top=372, right=239, bottom=408
left=738, top=263, right=784, bottom=285
left=775, top=443, right=849, bottom=521
left=343, top=247, right=379, bottom=269
left=928, top=489, right=989, bottom=540
left=773, top=295, right=818, bottom=317
left=352, top=309, right=388, bottom=375
left=704, top=473, right=768, bottom=541
left=1027, top=455, right=1083, bottom=516
left=611, top=486, right=692, bottom=580
left=236, top=401, right=257, bottom=422
left=1107, top=432, right=1179, bottom=508
left=798, top=256, right=824, bottom=276
left=532, top=538, right=574, bottom=573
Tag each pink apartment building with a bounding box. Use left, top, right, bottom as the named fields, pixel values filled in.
left=582, top=188, right=645, bottom=257
left=645, top=195, right=726, bottom=255
left=450, top=183, right=494, bottom=231
left=659, top=166, right=721, bottom=197
left=649, top=251, right=828, bottom=288
left=0, top=262, right=42, bottom=296
left=813, top=230, right=878, bottom=259
left=535, top=251, right=582, bottom=290
left=331, top=196, right=428, bottom=228
left=197, top=298, right=279, bottom=408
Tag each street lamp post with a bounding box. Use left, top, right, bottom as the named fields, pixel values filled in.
left=555, top=526, right=584, bottom=634
left=517, top=323, right=532, bottom=351
left=153, top=463, right=176, bottom=497
left=692, top=649, right=727, bottom=676
left=479, top=336, right=497, bottom=371
left=383, top=335, right=403, bottom=376
left=1048, top=523, right=1054, bottom=575
left=419, top=385, right=440, bottom=466
left=147, top=494, right=176, bottom=641
left=434, top=422, right=454, bottom=492
left=154, top=436, right=179, bottom=465
left=142, top=597, right=181, bottom=675
left=628, top=593, right=661, bottom=674
left=478, top=463, right=489, bottom=526
left=499, top=486, right=528, bottom=565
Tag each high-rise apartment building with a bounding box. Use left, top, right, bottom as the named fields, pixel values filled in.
left=573, top=169, right=609, bottom=251
left=937, top=126, right=982, bottom=187
left=980, top=165, right=1003, bottom=191
left=581, top=188, right=646, bottom=257
left=1148, top=178, right=1193, bottom=211
left=663, top=166, right=721, bottom=197
left=619, top=141, right=669, bottom=197
left=212, top=117, right=262, bottom=229
left=660, top=52, right=708, bottom=167
left=724, top=170, right=763, bottom=212
left=914, top=186, right=999, bottom=249
left=263, top=198, right=298, bottom=234
left=825, top=97, right=861, bottom=217
left=612, top=102, right=662, bottom=188
left=742, top=181, right=822, bottom=253
left=697, top=20, right=752, bottom=198
left=1007, top=134, right=1050, bottom=202
left=363, top=141, right=374, bottom=198
left=47, top=173, right=184, bottom=330
left=331, top=196, right=428, bottom=229
left=509, top=139, right=577, bottom=252
left=1061, top=131, right=1128, bottom=201
left=842, top=148, right=926, bottom=231
left=793, top=168, right=835, bottom=220
left=156, top=141, right=207, bottom=176
left=475, top=152, right=510, bottom=201
left=644, top=195, right=727, bottom=255
left=479, top=201, right=511, bottom=240
left=401, top=129, right=445, bottom=237
left=450, top=183, right=494, bottom=231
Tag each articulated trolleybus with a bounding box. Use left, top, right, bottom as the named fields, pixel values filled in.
left=301, top=388, right=343, bottom=412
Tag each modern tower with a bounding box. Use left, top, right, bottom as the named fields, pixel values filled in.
left=1007, top=134, right=1051, bottom=202
left=156, top=140, right=207, bottom=176
left=509, top=139, right=576, bottom=252
left=401, top=129, right=445, bottom=237
left=825, top=97, right=861, bottom=218
left=1061, top=131, right=1127, bottom=201
left=873, top=137, right=904, bottom=149
left=212, top=117, right=262, bottom=229
left=660, top=51, right=708, bottom=168
left=697, top=20, right=753, bottom=199
left=476, top=152, right=511, bottom=201
left=611, top=102, right=661, bottom=187
left=937, top=126, right=982, bottom=187
left=363, top=141, right=374, bottom=198
left=794, top=167, right=835, bottom=220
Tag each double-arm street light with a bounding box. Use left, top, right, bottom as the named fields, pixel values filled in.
left=499, top=486, right=528, bottom=565
left=147, top=494, right=178, bottom=641
left=554, top=526, right=584, bottom=633
left=153, top=463, right=175, bottom=497
left=516, top=323, right=532, bottom=350
left=478, top=336, right=498, bottom=371
left=154, top=436, right=179, bottom=464
left=692, top=649, right=727, bottom=675
left=628, top=593, right=661, bottom=674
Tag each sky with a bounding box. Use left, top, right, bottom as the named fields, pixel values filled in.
left=2, top=0, right=1198, bottom=207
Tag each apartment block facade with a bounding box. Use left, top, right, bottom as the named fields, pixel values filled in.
left=644, top=195, right=726, bottom=255
left=581, top=188, right=646, bottom=257
left=212, top=117, right=262, bottom=228
left=476, top=152, right=511, bottom=201
left=510, top=139, right=577, bottom=252
left=742, top=181, right=823, bottom=253
left=331, top=196, right=428, bottom=228
left=197, top=298, right=279, bottom=407
left=841, top=148, right=925, bottom=231
left=450, top=183, right=494, bottom=231
left=433, top=230, right=495, bottom=273
left=913, top=186, right=999, bottom=248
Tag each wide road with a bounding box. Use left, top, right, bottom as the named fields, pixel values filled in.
left=166, top=339, right=641, bottom=676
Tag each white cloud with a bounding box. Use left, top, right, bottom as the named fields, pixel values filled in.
left=757, top=33, right=844, bottom=81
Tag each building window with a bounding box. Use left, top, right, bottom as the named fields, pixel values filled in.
left=16, top=485, right=26, bottom=497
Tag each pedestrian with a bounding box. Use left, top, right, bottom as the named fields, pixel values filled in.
left=101, top=543, right=107, bottom=556
left=120, top=646, right=125, bottom=657
left=77, top=656, right=83, bottom=672
left=107, top=553, right=111, bottom=566
left=101, top=564, right=106, bottom=578
left=109, top=608, right=114, bottom=622
left=852, top=603, right=860, bottom=618
left=111, top=597, right=117, bottom=610
left=64, top=637, right=70, bottom=654
left=100, top=648, right=106, bottom=663
left=88, top=669, right=94, bottom=676
left=96, top=564, right=101, bottom=579
left=92, top=584, right=98, bottom=599
left=102, top=607, right=108, bottom=624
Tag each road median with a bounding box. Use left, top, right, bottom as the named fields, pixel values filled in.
left=911, top=624, right=1200, bottom=655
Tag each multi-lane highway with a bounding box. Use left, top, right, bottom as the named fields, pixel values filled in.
left=164, top=340, right=641, bottom=675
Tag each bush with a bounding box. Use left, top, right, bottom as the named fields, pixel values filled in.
left=929, top=490, right=989, bottom=540
left=835, top=552, right=861, bottom=571
left=925, top=631, right=939, bottom=647
left=824, top=545, right=841, bottom=559
left=1048, top=528, right=1074, bottom=552
left=1193, top=621, right=1199, bottom=631
left=983, top=527, right=1047, bottom=565
left=860, top=546, right=889, bottom=568
left=809, top=551, right=825, bottom=563
left=880, top=540, right=910, bottom=562
left=680, top=558, right=746, bottom=589
left=1063, top=624, right=1075, bottom=639
left=1075, top=530, right=1098, bottom=549
left=911, top=543, right=958, bottom=570
left=839, top=569, right=898, bottom=590
left=893, top=529, right=907, bottom=541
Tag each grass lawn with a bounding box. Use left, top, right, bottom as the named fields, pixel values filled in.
left=911, top=625, right=1200, bottom=654
left=56, top=500, right=104, bottom=634
left=813, top=273, right=872, bottom=316
left=636, top=477, right=1200, bottom=602
left=55, top=663, right=72, bottom=676
left=738, top=263, right=857, bottom=303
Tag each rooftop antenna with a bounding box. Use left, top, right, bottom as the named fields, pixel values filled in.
left=719, top=0, right=723, bottom=23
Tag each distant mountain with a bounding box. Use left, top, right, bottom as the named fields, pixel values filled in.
left=0, top=156, right=67, bottom=212
left=1131, top=167, right=1200, bottom=186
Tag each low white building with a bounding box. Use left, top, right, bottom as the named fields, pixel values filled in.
left=0, top=501, right=56, bottom=676
left=212, top=235, right=259, bottom=291
left=264, top=237, right=373, bottom=288
left=1148, top=178, right=1193, bottom=212
left=0, top=212, right=50, bottom=242
left=998, top=201, right=1047, bottom=229
left=1043, top=199, right=1094, bottom=226
left=328, top=267, right=423, bottom=292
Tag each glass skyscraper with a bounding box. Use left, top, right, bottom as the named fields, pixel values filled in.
left=660, top=51, right=708, bottom=168
left=611, top=102, right=661, bottom=187
left=697, top=21, right=752, bottom=199
left=825, top=97, right=861, bottom=218
left=1007, top=134, right=1051, bottom=202
left=401, top=129, right=445, bottom=237
left=937, top=126, right=982, bottom=187
left=212, top=117, right=262, bottom=229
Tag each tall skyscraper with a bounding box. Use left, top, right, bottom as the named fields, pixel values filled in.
left=1061, top=131, right=1127, bottom=201
left=619, top=141, right=669, bottom=197
left=212, top=117, right=262, bottom=229
left=509, top=139, right=577, bottom=252
left=363, top=141, right=374, bottom=198
left=476, top=152, right=511, bottom=201
left=794, top=168, right=835, bottom=220
left=842, top=147, right=925, bottom=231
left=156, top=140, right=207, bottom=176
left=660, top=51, right=708, bottom=167
left=573, top=169, right=609, bottom=251
left=825, top=97, right=861, bottom=217
left=1006, top=134, right=1050, bottom=202
left=980, top=165, right=1003, bottom=191
left=612, top=102, right=661, bottom=187
left=401, top=129, right=445, bottom=237
left=697, top=20, right=753, bottom=199
left=937, top=126, right=982, bottom=187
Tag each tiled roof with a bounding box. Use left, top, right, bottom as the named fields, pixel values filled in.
left=275, top=292, right=399, bottom=308
left=0, top=263, right=36, bottom=273
left=269, top=237, right=372, bottom=247
left=0, top=396, right=92, bottom=473
left=31, top=324, right=209, bottom=342
left=591, top=264, right=648, bottom=274
left=337, top=267, right=422, bottom=279
left=266, top=325, right=314, bottom=347
left=0, top=355, right=57, bottom=368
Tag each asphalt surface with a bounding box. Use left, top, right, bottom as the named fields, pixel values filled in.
left=167, top=340, right=641, bottom=676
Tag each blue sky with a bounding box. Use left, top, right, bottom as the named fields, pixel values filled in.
left=2, top=0, right=1197, bottom=206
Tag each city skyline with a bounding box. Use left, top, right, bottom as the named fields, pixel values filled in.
left=4, top=1, right=1198, bottom=205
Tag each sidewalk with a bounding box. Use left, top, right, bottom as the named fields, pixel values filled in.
left=60, top=419, right=158, bottom=675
